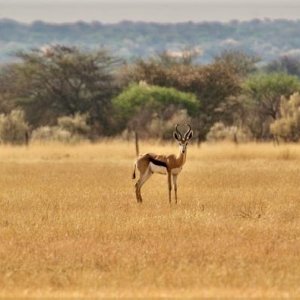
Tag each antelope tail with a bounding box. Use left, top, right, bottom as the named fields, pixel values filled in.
left=132, top=162, right=136, bottom=179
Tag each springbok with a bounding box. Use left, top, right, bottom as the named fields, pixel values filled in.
left=132, top=124, right=193, bottom=204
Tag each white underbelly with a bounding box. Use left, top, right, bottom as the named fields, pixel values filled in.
left=171, top=167, right=182, bottom=175
left=149, top=162, right=167, bottom=175
left=149, top=163, right=182, bottom=175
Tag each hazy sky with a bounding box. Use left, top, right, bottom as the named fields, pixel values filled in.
left=1, top=0, right=300, bottom=23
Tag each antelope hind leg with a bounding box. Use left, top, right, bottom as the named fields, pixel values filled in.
left=135, top=182, right=142, bottom=203
left=135, top=168, right=152, bottom=203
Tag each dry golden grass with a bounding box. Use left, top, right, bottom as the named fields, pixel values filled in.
left=0, top=141, right=300, bottom=298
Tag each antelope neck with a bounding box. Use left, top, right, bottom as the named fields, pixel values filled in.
left=176, top=149, right=186, bottom=167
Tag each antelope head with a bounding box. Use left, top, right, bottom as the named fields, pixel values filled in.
left=173, top=124, right=193, bottom=154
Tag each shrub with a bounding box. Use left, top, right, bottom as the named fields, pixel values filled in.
left=57, top=113, right=90, bottom=136
left=0, top=110, right=29, bottom=145
left=206, top=122, right=250, bottom=143
left=270, top=92, right=300, bottom=142
left=31, top=126, right=71, bottom=143
left=32, top=113, right=90, bottom=143
left=147, top=109, right=191, bottom=139
left=114, top=84, right=198, bottom=122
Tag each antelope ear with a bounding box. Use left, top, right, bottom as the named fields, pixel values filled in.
left=173, top=132, right=180, bottom=141
left=186, top=130, right=193, bottom=140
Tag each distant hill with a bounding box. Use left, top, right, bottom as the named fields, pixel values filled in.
left=1, top=19, right=300, bottom=63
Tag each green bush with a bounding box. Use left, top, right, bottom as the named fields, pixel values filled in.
left=113, top=84, right=198, bottom=138
left=241, top=73, right=300, bottom=139
left=113, top=84, right=199, bottom=121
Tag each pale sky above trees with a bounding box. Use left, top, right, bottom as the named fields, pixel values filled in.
left=0, top=0, right=299, bottom=23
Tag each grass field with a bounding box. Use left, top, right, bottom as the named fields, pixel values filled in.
left=0, top=141, right=300, bottom=298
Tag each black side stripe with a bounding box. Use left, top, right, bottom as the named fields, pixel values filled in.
left=149, top=157, right=168, bottom=168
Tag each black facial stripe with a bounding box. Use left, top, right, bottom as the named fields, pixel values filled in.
left=149, top=157, right=168, bottom=168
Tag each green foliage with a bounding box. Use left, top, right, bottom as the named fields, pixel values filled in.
left=0, top=109, right=29, bottom=145
left=271, top=93, right=300, bottom=142
left=242, top=73, right=300, bottom=139
left=245, top=72, right=300, bottom=97
left=113, top=84, right=198, bottom=132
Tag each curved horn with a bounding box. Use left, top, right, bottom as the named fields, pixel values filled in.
left=175, top=124, right=182, bottom=140
left=184, top=124, right=192, bottom=140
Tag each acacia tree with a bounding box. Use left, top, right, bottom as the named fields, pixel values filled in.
left=242, top=73, right=300, bottom=139
left=123, top=56, right=241, bottom=142
left=0, top=45, right=122, bottom=136
left=113, top=84, right=198, bottom=153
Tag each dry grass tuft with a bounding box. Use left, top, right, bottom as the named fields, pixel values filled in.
left=0, top=141, right=300, bottom=298
left=237, top=199, right=267, bottom=219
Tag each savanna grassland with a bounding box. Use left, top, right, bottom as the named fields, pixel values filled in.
left=0, top=141, right=300, bottom=298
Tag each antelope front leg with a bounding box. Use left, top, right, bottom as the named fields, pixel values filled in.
left=168, top=172, right=172, bottom=204
left=172, top=174, right=178, bottom=204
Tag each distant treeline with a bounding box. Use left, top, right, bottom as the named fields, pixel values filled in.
left=1, top=19, right=300, bottom=63
left=1, top=45, right=300, bottom=144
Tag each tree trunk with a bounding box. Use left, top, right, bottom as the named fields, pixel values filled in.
left=197, top=132, right=205, bottom=147
left=25, top=131, right=29, bottom=146
left=135, top=130, right=139, bottom=157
